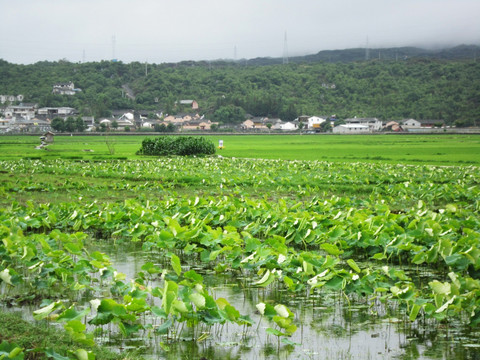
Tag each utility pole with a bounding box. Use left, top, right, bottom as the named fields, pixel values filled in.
left=283, top=31, right=289, bottom=64
left=365, top=36, right=370, bottom=61
left=112, top=35, right=116, bottom=61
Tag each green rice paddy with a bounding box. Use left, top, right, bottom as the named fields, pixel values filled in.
left=1, top=134, right=479, bottom=165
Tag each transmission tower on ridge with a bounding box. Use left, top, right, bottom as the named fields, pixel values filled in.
left=283, top=31, right=289, bottom=64
left=365, top=36, right=370, bottom=61
left=112, top=35, right=117, bottom=61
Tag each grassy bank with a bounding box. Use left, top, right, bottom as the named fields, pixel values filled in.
left=0, top=312, right=127, bottom=360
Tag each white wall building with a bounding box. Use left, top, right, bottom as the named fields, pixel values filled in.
left=37, top=107, right=75, bottom=116
left=332, top=124, right=369, bottom=134
left=344, top=117, right=382, bottom=132
left=307, top=116, right=326, bottom=130
left=52, top=82, right=78, bottom=95
left=273, top=121, right=297, bottom=131
left=402, top=119, right=421, bottom=128
left=5, top=104, right=37, bottom=119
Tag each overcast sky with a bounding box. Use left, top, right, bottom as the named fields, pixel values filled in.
left=1, top=0, right=479, bottom=64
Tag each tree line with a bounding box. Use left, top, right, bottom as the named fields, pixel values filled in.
left=0, top=54, right=479, bottom=126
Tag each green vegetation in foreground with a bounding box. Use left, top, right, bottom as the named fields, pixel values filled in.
left=1, top=134, right=480, bottom=165
left=0, top=157, right=479, bottom=359
left=0, top=144, right=479, bottom=359
left=0, top=312, right=125, bottom=360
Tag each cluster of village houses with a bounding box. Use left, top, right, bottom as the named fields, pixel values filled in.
left=1, top=83, right=446, bottom=134
left=0, top=101, right=447, bottom=135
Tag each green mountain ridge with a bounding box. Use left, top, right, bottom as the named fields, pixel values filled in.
left=1, top=45, right=479, bottom=125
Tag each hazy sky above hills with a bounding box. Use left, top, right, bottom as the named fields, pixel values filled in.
left=1, top=0, right=479, bottom=64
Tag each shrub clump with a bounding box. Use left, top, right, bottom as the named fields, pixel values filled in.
left=137, top=136, right=216, bottom=156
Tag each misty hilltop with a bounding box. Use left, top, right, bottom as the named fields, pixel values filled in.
left=241, top=45, right=480, bottom=66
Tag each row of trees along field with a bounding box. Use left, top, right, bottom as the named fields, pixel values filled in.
left=0, top=56, right=479, bottom=126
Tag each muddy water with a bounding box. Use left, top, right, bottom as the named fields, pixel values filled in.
left=100, top=243, right=480, bottom=360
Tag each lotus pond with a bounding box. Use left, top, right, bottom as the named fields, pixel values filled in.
left=1, top=157, right=479, bottom=359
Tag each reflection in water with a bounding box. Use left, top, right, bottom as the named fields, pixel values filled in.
left=93, top=243, right=480, bottom=360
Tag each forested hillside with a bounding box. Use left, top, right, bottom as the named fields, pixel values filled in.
left=1, top=47, right=479, bottom=125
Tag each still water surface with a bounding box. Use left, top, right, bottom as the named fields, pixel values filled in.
left=99, top=243, right=480, bottom=360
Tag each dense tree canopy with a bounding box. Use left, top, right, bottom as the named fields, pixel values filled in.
left=213, top=105, right=246, bottom=124
left=1, top=55, right=479, bottom=125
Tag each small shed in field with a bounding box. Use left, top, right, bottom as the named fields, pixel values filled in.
left=44, top=131, right=55, bottom=143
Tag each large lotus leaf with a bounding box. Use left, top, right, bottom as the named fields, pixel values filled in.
left=202, top=309, right=224, bottom=325
left=64, top=243, right=82, bottom=255
left=204, top=294, right=217, bottom=309
left=189, top=293, right=206, bottom=309
left=33, top=301, right=63, bottom=320
left=70, top=348, right=94, bottom=360
left=0, top=341, right=24, bottom=360
left=64, top=319, right=85, bottom=333
left=118, top=322, right=142, bottom=337
left=321, top=243, right=343, bottom=256
left=429, top=280, right=451, bottom=295
left=170, top=254, right=181, bottom=276
left=98, top=299, right=126, bottom=316
left=57, top=306, right=90, bottom=322
left=409, top=304, right=422, bottom=321
left=44, top=348, right=70, bottom=360
left=151, top=306, right=167, bottom=319
left=141, top=262, right=161, bottom=275
left=126, top=297, right=148, bottom=313
left=266, top=327, right=286, bottom=337
left=273, top=316, right=297, bottom=335
left=64, top=321, right=94, bottom=346
left=325, top=276, right=345, bottom=290
left=172, top=300, right=188, bottom=314
left=156, top=318, right=173, bottom=335
left=254, top=270, right=275, bottom=287
left=183, top=269, right=204, bottom=284
left=88, top=312, right=114, bottom=326
left=347, top=259, right=361, bottom=273
left=221, top=304, right=240, bottom=322
left=163, top=291, right=176, bottom=315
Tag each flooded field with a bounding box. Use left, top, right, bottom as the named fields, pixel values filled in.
left=1, top=158, right=479, bottom=360
left=91, top=242, right=480, bottom=360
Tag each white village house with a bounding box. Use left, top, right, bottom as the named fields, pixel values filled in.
left=52, top=82, right=81, bottom=95
left=344, top=117, right=382, bottom=132
left=306, top=116, right=326, bottom=130
left=37, top=107, right=75, bottom=116
left=273, top=121, right=297, bottom=131
left=5, top=103, right=37, bottom=119
left=332, top=123, right=369, bottom=134
left=402, top=119, right=421, bottom=128
left=178, top=100, right=199, bottom=110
